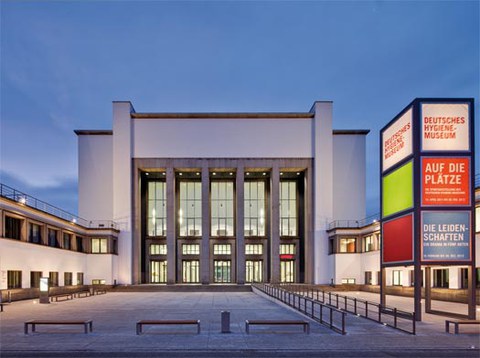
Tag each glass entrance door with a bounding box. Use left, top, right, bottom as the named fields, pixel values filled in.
left=246, top=260, right=263, bottom=283
left=280, top=260, right=295, bottom=283
left=182, top=260, right=200, bottom=283
left=150, top=260, right=167, bottom=283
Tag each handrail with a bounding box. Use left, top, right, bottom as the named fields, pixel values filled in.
left=0, top=183, right=118, bottom=230
left=253, top=283, right=347, bottom=335
left=328, top=213, right=380, bottom=230
left=280, top=284, right=415, bottom=335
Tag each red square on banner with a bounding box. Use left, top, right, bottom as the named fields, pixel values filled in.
left=422, top=157, right=470, bottom=206
left=382, top=214, right=413, bottom=264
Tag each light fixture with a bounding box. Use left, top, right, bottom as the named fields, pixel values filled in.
left=212, top=172, right=216, bottom=176
left=296, top=172, right=300, bottom=175
left=72, top=218, right=77, bottom=224
left=179, top=173, right=183, bottom=176
left=262, top=172, right=266, bottom=176
left=229, top=172, right=233, bottom=176
left=196, top=172, right=200, bottom=176
left=145, top=172, right=149, bottom=176
left=19, top=197, right=26, bottom=204
left=280, top=172, right=283, bottom=176
left=246, top=172, right=250, bottom=176
left=162, top=172, right=166, bottom=175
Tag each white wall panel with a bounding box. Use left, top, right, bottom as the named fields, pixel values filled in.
left=133, top=118, right=312, bottom=158
left=333, top=134, right=366, bottom=221
left=78, top=135, right=113, bottom=220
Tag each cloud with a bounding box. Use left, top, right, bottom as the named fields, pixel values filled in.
left=0, top=170, right=78, bottom=215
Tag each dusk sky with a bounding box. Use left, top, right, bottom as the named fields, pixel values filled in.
left=1, top=1, right=478, bottom=217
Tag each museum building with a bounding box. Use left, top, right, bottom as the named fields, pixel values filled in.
left=0, top=100, right=478, bottom=294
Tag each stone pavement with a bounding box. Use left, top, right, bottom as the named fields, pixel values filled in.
left=0, top=289, right=478, bottom=357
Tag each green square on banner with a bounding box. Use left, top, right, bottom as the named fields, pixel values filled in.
left=382, top=161, right=413, bottom=218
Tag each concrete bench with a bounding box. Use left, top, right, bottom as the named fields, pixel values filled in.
left=75, top=290, right=92, bottom=298
left=24, top=320, right=93, bottom=334
left=50, top=293, right=74, bottom=302
left=245, top=320, right=310, bottom=334
left=136, top=320, right=201, bottom=335
left=445, top=320, right=480, bottom=334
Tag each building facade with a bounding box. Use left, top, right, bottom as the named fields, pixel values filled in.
left=1, top=100, right=478, bottom=293
left=75, top=101, right=368, bottom=285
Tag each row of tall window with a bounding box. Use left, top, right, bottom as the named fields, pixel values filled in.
left=6, top=270, right=84, bottom=289
left=329, top=235, right=380, bottom=254
left=149, top=243, right=293, bottom=257
left=150, top=259, right=296, bottom=284
left=147, top=180, right=298, bottom=238
left=3, top=215, right=116, bottom=254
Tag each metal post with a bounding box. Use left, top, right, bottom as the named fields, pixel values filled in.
left=221, top=311, right=231, bottom=333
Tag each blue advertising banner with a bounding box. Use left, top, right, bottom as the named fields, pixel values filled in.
left=421, top=211, right=471, bottom=262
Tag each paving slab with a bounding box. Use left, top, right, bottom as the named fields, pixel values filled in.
left=0, top=290, right=478, bottom=357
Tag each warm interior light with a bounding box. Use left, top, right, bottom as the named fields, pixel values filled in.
left=212, top=172, right=216, bottom=176
left=145, top=172, right=149, bottom=176
left=162, top=172, right=166, bottom=175
left=179, top=173, right=183, bottom=176
left=229, top=172, right=233, bottom=176
left=246, top=172, right=250, bottom=176
left=297, top=172, right=300, bottom=175
left=262, top=172, right=266, bottom=176
left=196, top=172, right=200, bottom=176
left=280, top=172, right=283, bottom=176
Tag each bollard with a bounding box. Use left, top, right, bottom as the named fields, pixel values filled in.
left=221, top=311, right=231, bottom=333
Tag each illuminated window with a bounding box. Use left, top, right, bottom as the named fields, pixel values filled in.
left=364, top=236, right=376, bottom=252
left=245, top=244, right=263, bottom=255
left=280, top=244, right=295, bottom=255
left=213, top=244, right=231, bottom=255
left=244, top=181, right=265, bottom=236
left=246, top=260, right=263, bottom=283
left=211, top=181, right=234, bottom=236
left=148, top=181, right=167, bottom=236
left=182, top=260, right=200, bottom=283
left=280, top=260, right=295, bottom=283
left=341, top=278, right=356, bottom=284
left=150, top=244, right=167, bottom=255
left=150, top=261, right=167, bottom=283
left=392, top=270, right=402, bottom=286
left=182, top=244, right=200, bottom=255
left=214, top=260, right=231, bottom=283
left=91, top=238, right=108, bottom=253
left=280, top=181, right=297, bottom=236
left=179, top=181, right=202, bottom=237
left=339, top=238, right=356, bottom=253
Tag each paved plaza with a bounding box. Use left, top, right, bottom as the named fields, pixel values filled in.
left=0, top=289, right=479, bottom=357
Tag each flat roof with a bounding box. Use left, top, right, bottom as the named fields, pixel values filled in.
left=333, top=130, right=370, bottom=135
left=131, top=112, right=315, bottom=119
left=74, top=130, right=113, bottom=136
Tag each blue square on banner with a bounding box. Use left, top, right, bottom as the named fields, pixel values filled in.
left=421, top=211, right=471, bottom=262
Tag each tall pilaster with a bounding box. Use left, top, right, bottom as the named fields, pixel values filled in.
left=236, top=165, right=245, bottom=284
left=166, top=166, right=176, bottom=284
left=112, top=101, right=134, bottom=284
left=270, top=164, right=280, bottom=283
left=201, top=164, right=210, bottom=284
left=312, top=101, right=334, bottom=284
